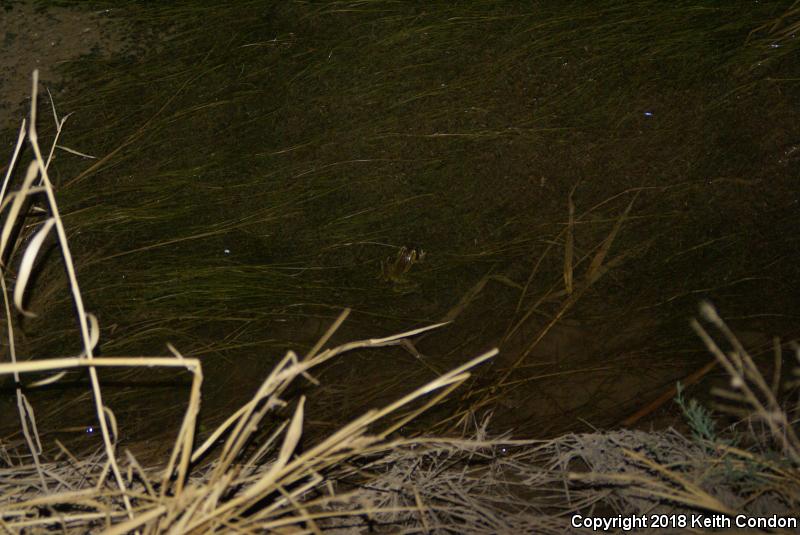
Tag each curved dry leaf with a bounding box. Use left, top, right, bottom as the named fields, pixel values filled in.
left=104, top=406, right=119, bottom=445
left=71, top=313, right=99, bottom=359
left=29, top=371, right=68, bottom=388
left=14, top=217, right=55, bottom=317
left=86, top=312, right=100, bottom=353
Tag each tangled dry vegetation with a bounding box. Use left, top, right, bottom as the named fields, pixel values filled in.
left=1, top=73, right=799, bottom=534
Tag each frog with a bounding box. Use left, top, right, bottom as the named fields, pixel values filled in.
left=379, top=245, right=426, bottom=293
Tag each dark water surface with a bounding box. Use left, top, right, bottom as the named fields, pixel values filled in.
left=2, top=1, right=799, bottom=455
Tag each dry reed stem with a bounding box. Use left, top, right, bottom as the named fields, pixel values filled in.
left=0, top=72, right=207, bottom=528
left=23, top=70, right=133, bottom=518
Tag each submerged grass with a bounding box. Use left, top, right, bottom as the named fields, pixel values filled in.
left=4, top=0, right=800, bottom=443
left=1, top=75, right=798, bottom=532
left=1, top=1, right=800, bottom=526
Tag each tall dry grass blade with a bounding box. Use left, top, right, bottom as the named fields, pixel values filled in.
left=309, top=321, right=450, bottom=371
left=19, top=393, right=44, bottom=456
left=165, top=490, right=206, bottom=535
left=54, top=439, right=89, bottom=481
left=278, top=397, right=305, bottom=468
left=0, top=121, right=26, bottom=209
left=26, top=69, right=133, bottom=518
left=190, top=402, right=252, bottom=464
left=160, top=345, right=202, bottom=497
